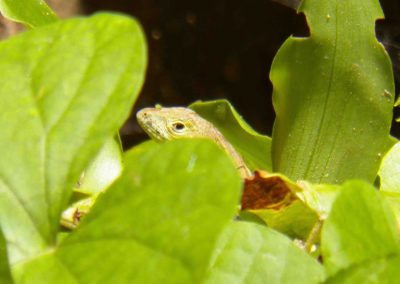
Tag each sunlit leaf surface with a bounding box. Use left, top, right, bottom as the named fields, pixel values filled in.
left=0, top=14, right=147, bottom=265
left=15, top=140, right=242, bottom=283
left=270, top=0, right=394, bottom=183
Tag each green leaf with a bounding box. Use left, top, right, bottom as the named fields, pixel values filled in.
left=249, top=201, right=318, bottom=240
left=325, top=255, right=400, bottom=284
left=270, top=0, right=394, bottom=183
left=77, top=136, right=123, bottom=196
left=190, top=99, right=272, bottom=171
left=382, top=192, right=400, bottom=227
left=321, top=180, right=400, bottom=276
left=0, top=230, right=12, bottom=284
left=296, top=181, right=340, bottom=220
left=378, top=142, right=400, bottom=193
left=0, top=0, right=58, bottom=27
left=14, top=139, right=242, bottom=283
left=0, top=13, right=147, bottom=264
left=205, top=222, right=325, bottom=284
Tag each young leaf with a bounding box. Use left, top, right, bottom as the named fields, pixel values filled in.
left=14, top=139, right=242, bottom=283
left=190, top=99, right=272, bottom=171
left=0, top=14, right=147, bottom=264
left=0, top=0, right=58, bottom=27
left=241, top=172, right=318, bottom=239
left=270, top=0, right=394, bottom=183
left=321, top=180, right=400, bottom=276
left=206, top=222, right=325, bottom=284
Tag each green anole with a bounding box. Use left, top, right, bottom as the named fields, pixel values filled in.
left=137, top=107, right=252, bottom=178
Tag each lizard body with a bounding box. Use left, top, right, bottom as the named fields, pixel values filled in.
left=136, top=107, right=251, bottom=178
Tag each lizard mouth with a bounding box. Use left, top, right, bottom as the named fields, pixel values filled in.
left=136, top=110, right=168, bottom=141
left=143, top=123, right=167, bottom=141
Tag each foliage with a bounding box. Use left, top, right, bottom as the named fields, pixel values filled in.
left=0, top=0, right=399, bottom=283
left=206, top=221, right=325, bottom=284
left=0, top=0, right=57, bottom=27
left=321, top=181, right=400, bottom=282
left=270, top=0, right=394, bottom=184
left=190, top=100, right=272, bottom=171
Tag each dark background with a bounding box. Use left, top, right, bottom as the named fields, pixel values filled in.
left=83, top=0, right=312, bottom=147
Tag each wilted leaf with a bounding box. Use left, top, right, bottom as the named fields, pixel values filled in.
left=241, top=171, right=338, bottom=239
left=241, top=171, right=297, bottom=210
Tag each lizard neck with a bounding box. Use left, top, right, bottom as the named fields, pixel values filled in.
left=199, top=122, right=251, bottom=179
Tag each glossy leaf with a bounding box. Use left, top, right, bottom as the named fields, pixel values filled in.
left=321, top=181, right=400, bottom=276
left=14, top=139, right=242, bottom=283
left=0, top=0, right=57, bottom=27
left=206, top=221, right=325, bottom=284
left=270, top=0, right=394, bottom=183
left=190, top=99, right=272, bottom=171
left=0, top=14, right=147, bottom=264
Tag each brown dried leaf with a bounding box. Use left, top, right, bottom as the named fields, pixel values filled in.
left=241, top=170, right=297, bottom=210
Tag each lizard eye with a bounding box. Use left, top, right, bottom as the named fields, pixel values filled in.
left=172, top=122, right=185, bottom=132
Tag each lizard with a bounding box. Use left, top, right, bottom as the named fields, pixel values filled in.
left=136, top=107, right=252, bottom=179
left=61, top=106, right=251, bottom=229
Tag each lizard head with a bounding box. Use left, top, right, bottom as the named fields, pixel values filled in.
left=136, top=107, right=203, bottom=141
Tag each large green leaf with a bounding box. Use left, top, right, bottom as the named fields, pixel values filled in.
left=321, top=181, right=400, bottom=276
left=13, top=139, right=242, bottom=283
left=190, top=100, right=272, bottom=171
left=0, top=14, right=147, bottom=265
left=0, top=0, right=58, bottom=27
left=270, top=0, right=394, bottom=183
left=205, top=221, right=325, bottom=284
